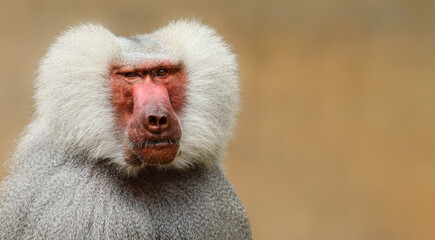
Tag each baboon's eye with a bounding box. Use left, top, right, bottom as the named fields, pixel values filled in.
left=123, top=72, right=140, bottom=78
left=155, top=69, right=169, bottom=77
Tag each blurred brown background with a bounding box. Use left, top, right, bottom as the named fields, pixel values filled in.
left=1, top=0, right=434, bottom=239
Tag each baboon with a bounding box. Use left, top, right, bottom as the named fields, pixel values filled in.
left=0, top=20, right=251, bottom=239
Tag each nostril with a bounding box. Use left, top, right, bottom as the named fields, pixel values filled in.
left=159, top=116, right=168, bottom=126
left=148, top=115, right=158, bottom=126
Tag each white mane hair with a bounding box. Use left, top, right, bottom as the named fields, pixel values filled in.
left=35, top=20, right=240, bottom=174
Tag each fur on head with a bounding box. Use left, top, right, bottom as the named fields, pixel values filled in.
left=35, top=20, right=240, bottom=175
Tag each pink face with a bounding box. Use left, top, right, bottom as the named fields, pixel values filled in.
left=109, top=60, right=186, bottom=166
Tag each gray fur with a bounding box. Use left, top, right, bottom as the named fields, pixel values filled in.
left=0, top=21, right=251, bottom=239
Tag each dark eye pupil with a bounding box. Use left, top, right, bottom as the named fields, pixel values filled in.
left=157, top=69, right=168, bottom=76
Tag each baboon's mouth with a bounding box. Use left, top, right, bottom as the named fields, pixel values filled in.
left=130, top=139, right=179, bottom=149
left=126, top=139, right=180, bottom=166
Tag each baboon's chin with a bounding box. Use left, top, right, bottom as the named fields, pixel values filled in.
left=126, top=142, right=179, bottom=166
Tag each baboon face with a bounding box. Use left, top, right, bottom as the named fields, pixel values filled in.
left=109, top=60, right=187, bottom=167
